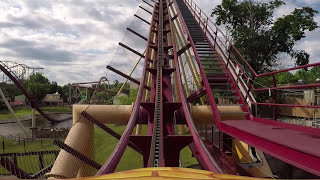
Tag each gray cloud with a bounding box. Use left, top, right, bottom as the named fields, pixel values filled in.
left=0, top=0, right=318, bottom=85
left=0, top=38, right=75, bottom=61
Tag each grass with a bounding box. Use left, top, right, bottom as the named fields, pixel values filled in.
left=94, top=124, right=198, bottom=172
left=0, top=138, right=61, bottom=174
left=0, top=124, right=198, bottom=175
left=0, top=107, right=71, bottom=120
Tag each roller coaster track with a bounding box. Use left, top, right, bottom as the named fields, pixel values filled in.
left=95, top=0, right=239, bottom=175
left=91, top=0, right=320, bottom=176
left=174, top=0, right=320, bottom=176
left=95, top=0, right=320, bottom=176
left=0, top=61, right=59, bottom=123
left=18, top=0, right=320, bottom=178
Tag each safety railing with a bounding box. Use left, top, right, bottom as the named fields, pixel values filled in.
left=182, top=0, right=320, bottom=121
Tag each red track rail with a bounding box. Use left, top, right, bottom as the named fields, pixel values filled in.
left=95, top=0, right=158, bottom=174
left=0, top=61, right=59, bottom=123
left=175, top=0, right=320, bottom=176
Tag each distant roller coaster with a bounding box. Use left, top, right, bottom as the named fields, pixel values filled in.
left=0, top=61, right=44, bottom=83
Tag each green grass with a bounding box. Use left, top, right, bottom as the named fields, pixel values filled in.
left=0, top=107, right=71, bottom=120
left=0, top=138, right=61, bottom=174
left=0, top=124, right=198, bottom=175
left=94, top=125, right=198, bottom=172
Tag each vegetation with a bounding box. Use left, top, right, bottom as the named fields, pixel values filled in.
left=119, top=88, right=138, bottom=105
left=94, top=124, right=197, bottom=172
left=0, top=138, right=60, bottom=174
left=0, top=73, right=70, bottom=105
left=1, top=125, right=196, bottom=174
left=0, top=107, right=71, bottom=120
left=212, top=0, right=318, bottom=73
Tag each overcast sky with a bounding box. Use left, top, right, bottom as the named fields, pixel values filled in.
left=0, top=0, right=319, bottom=85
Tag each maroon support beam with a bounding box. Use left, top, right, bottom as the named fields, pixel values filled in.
left=80, top=111, right=143, bottom=154
left=127, top=27, right=148, bottom=41
left=53, top=140, right=101, bottom=170
left=72, top=81, right=100, bottom=85
left=171, top=14, right=178, bottom=21
left=186, top=87, right=206, bottom=103
left=119, top=42, right=145, bottom=58
left=31, top=164, right=54, bottom=179
left=0, top=157, right=31, bottom=179
left=177, top=43, right=191, bottom=56
left=71, top=85, right=116, bottom=94
left=143, top=0, right=154, bottom=8
left=139, top=5, right=152, bottom=15
left=134, top=14, right=151, bottom=25
left=106, top=65, right=151, bottom=91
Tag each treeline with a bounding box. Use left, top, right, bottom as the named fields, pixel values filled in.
left=1, top=73, right=70, bottom=102
left=0, top=73, right=136, bottom=106
left=257, top=66, right=320, bottom=87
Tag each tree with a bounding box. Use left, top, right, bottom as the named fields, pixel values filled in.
left=294, top=66, right=320, bottom=83
left=275, top=72, right=297, bottom=85
left=212, top=0, right=318, bottom=73
left=0, top=82, right=21, bottom=99
left=50, top=81, right=59, bottom=94
left=119, top=88, right=138, bottom=105
left=25, top=73, right=51, bottom=101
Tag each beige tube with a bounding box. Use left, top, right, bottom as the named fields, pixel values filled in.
left=47, top=116, right=94, bottom=178
left=47, top=105, right=132, bottom=179
left=73, top=105, right=132, bottom=125
left=48, top=104, right=244, bottom=178
left=191, top=105, right=246, bottom=125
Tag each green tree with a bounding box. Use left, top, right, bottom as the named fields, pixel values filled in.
left=275, top=72, right=297, bottom=84
left=25, top=73, right=51, bottom=101
left=50, top=81, right=59, bottom=94
left=294, top=66, right=320, bottom=83
left=119, top=88, right=138, bottom=105
left=212, top=0, right=318, bottom=73
left=307, top=66, right=320, bottom=82
left=0, top=82, right=21, bottom=99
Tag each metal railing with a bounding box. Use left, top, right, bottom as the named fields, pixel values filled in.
left=182, top=0, right=320, bottom=121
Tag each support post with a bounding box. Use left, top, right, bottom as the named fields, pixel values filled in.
left=117, top=50, right=146, bottom=95
left=0, top=88, right=29, bottom=137
left=32, top=108, right=36, bottom=128
left=272, top=75, right=277, bottom=121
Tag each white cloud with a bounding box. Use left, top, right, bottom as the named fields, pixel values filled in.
left=0, top=0, right=319, bottom=86
left=0, top=0, right=147, bottom=85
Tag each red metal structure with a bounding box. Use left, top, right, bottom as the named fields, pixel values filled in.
left=94, top=0, right=320, bottom=176
left=0, top=61, right=59, bottom=123
left=1, top=0, right=320, bottom=178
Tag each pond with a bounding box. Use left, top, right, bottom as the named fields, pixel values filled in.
left=0, top=113, right=72, bottom=138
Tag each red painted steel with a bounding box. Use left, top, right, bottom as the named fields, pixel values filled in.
left=254, top=102, right=320, bottom=109
left=178, top=0, right=320, bottom=176
left=170, top=0, right=223, bottom=172
left=95, top=0, right=158, bottom=174
left=220, top=120, right=320, bottom=175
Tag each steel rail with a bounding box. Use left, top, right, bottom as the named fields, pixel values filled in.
left=173, top=0, right=223, bottom=127
left=183, top=0, right=257, bottom=77
left=177, top=0, right=320, bottom=175
left=253, top=83, right=320, bottom=91
left=170, top=0, right=223, bottom=173
left=184, top=0, right=320, bottom=82
left=193, top=13, right=252, bottom=118
left=253, top=102, right=320, bottom=109
left=147, top=0, right=165, bottom=167
left=95, top=0, right=157, bottom=174
left=182, top=0, right=320, bottom=112
left=0, top=62, right=58, bottom=123
left=256, top=62, right=320, bottom=78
